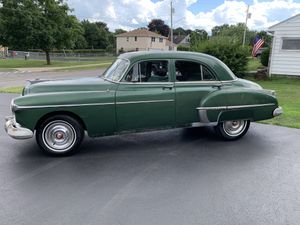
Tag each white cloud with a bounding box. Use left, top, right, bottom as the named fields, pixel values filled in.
left=67, top=0, right=300, bottom=32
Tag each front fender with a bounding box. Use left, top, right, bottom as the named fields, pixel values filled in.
left=12, top=91, right=116, bottom=137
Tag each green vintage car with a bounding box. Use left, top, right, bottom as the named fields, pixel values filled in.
left=5, top=51, right=282, bottom=155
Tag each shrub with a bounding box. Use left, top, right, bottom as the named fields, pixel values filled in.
left=192, top=38, right=249, bottom=77
left=260, top=48, right=270, bottom=67
left=177, top=45, right=190, bottom=51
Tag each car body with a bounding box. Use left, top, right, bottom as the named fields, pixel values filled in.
left=5, top=51, right=283, bottom=155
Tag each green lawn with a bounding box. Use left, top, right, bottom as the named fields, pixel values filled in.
left=245, top=76, right=300, bottom=129
left=246, top=57, right=263, bottom=71
left=1, top=76, right=299, bottom=129
left=0, top=86, right=23, bottom=93
left=0, top=57, right=115, bottom=68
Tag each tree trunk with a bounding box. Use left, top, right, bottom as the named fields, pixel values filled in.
left=45, top=50, right=51, bottom=65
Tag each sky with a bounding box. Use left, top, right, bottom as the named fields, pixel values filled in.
left=67, top=0, right=300, bottom=33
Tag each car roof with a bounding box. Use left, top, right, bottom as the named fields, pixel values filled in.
left=118, top=51, right=236, bottom=81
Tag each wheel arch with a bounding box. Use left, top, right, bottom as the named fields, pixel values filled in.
left=35, top=111, right=87, bottom=131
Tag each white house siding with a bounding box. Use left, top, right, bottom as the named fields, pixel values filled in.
left=116, top=36, right=167, bottom=53
left=116, top=36, right=149, bottom=52
left=269, top=14, right=300, bottom=76
left=148, top=37, right=167, bottom=50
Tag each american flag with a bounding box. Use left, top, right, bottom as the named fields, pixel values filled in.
left=252, top=36, right=264, bottom=57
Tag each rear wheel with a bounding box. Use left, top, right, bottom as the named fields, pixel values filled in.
left=36, top=115, right=84, bottom=156
left=215, top=120, right=250, bottom=140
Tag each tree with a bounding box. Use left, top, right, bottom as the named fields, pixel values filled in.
left=81, top=20, right=111, bottom=49
left=148, top=19, right=170, bottom=37
left=211, top=23, right=255, bottom=46
left=193, top=37, right=249, bottom=76
left=211, top=24, right=229, bottom=36
left=0, top=0, right=83, bottom=65
left=114, top=29, right=127, bottom=35
left=173, top=27, right=186, bottom=36
left=190, top=29, right=208, bottom=47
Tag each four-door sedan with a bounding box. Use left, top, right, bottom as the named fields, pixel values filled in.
left=5, top=51, right=283, bottom=155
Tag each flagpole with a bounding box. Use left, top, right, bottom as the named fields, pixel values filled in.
left=170, top=0, right=174, bottom=50
left=242, top=5, right=249, bottom=46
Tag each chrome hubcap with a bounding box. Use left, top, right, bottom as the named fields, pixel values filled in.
left=223, top=120, right=247, bottom=137
left=42, top=120, right=76, bottom=152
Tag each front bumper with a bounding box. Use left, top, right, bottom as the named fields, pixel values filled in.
left=4, top=116, right=33, bottom=140
left=273, top=107, right=283, bottom=117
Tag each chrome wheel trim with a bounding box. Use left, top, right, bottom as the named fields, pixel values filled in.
left=222, top=120, right=247, bottom=137
left=42, top=120, right=77, bottom=153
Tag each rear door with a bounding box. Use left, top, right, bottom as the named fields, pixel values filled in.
left=173, top=59, right=221, bottom=125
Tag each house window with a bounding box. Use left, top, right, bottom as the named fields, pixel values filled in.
left=151, top=37, right=155, bottom=42
left=282, top=38, right=300, bottom=50
left=127, top=37, right=129, bottom=42
left=135, top=36, right=137, bottom=41
left=159, top=38, right=163, bottom=42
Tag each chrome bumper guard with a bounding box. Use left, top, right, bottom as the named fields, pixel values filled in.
left=4, top=116, right=33, bottom=139
left=273, top=107, right=283, bottom=117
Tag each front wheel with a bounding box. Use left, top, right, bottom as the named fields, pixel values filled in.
left=214, top=120, right=250, bottom=140
left=36, top=115, right=84, bottom=156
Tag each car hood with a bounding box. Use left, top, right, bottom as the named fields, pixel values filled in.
left=23, top=77, right=114, bottom=95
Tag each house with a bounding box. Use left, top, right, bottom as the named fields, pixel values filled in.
left=116, top=29, right=173, bottom=54
left=268, top=14, right=300, bottom=76
left=173, top=34, right=190, bottom=47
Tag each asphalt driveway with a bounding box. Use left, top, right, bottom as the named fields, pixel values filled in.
left=1, top=93, right=300, bottom=225
left=0, top=68, right=106, bottom=88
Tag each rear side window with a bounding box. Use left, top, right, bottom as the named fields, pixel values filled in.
left=175, top=60, right=216, bottom=81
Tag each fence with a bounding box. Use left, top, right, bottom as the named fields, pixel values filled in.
left=6, top=50, right=116, bottom=62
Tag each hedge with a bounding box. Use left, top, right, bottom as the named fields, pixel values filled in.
left=192, top=38, right=249, bottom=77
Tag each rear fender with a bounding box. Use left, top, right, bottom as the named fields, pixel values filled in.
left=197, top=88, right=278, bottom=124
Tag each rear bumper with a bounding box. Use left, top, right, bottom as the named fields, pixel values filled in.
left=273, top=107, right=283, bottom=117
left=4, top=116, right=33, bottom=140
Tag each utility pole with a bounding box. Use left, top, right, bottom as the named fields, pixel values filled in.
left=242, top=5, right=250, bottom=46
left=170, top=0, right=174, bottom=50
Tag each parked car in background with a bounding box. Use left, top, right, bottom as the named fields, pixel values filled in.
left=5, top=51, right=283, bottom=155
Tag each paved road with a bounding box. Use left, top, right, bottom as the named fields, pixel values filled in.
left=1, top=93, right=300, bottom=225
left=0, top=69, right=106, bottom=88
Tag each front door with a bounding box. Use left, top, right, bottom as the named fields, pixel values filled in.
left=116, top=59, right=175, bottom=131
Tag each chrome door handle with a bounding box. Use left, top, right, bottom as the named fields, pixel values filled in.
left=212, top=83, right=222, bottom=90
left=162, top=85, right=174, bottom=90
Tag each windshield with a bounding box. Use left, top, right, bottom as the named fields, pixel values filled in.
left=103, top=59, right=129, bottom=82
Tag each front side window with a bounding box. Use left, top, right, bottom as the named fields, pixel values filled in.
left=159, top=38, right=163, bottom=42
left=282, top=38, right=300, bottom=50
left=151, top=37, right=156, bottom=42
left=175, top=60, right=216, bottom=81
left=103, top=59, right=129, bottom=82
left=124, top=60, right=169, bottom=83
